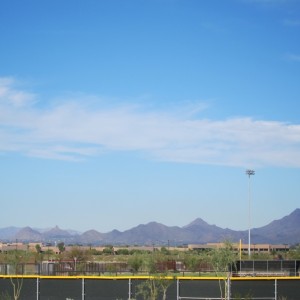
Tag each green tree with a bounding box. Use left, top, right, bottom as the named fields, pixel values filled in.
left=128, top=253, right=144, bottom=274
left=209, top=241, right=237, bottom=300
left=57, top=242, right=65, bottom=253
left=183, top=253, right=203, bottom=273
left=10, top=277, right=23, bottom=300
left=35, top=244, right=41, bottom=253
left=102, top=246, right=114, bottom=255
left=135, top=252, right=174, bottom=300
left=63, top=246, right=92, bottom=274
left=116, top=248, right=130, bottom=255
left=66, top=246, right=90, bottom=262
left=5, top=250, right=25, bottom=300
left=144, top=251, right=172, bottom=274
left=135, top=274, right=174, bottom=300
left=135, top=277, right=159, bottom=300
left=156, top=273, right=174, bottom=300
left=160, top=247, right=170, bottom=255
left=289, top=244, right=300, bottom=259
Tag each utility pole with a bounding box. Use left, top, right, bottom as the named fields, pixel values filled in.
left=246, top=169, right=255, bottom=257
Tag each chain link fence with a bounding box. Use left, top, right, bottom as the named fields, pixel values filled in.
left=0, top=276, right=300, bottom=299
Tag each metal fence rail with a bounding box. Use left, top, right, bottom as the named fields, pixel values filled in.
left=232, top=260, right=300, bottom=277
left=1, top=260, right=299, bottom=277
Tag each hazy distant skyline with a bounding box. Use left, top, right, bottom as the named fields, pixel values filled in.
left=1, top=0, right=300, bottom=233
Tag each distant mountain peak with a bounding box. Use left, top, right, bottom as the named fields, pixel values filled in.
left=44, top=226, right=71, bottom=238
left=251, top=208, right=300, bottom=244
left=183, top=218, right=210, bottom=228
left=289, top=208, right=300, bottom=217
left=14, top=227, right=42, bottom=242
left=143, top=221, right=167, bottom=228
left=80, top=229, right=104, bottom=244
left=0, top=208, right=299, bottom=245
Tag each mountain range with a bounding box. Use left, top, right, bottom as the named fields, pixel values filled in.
left=1, top=209, right=300, bottom=245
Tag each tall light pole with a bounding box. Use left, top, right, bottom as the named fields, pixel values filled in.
left=246, top=169, right=255, bottom=257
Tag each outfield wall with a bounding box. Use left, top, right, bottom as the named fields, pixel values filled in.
left=0, top=275, right=299, bottom=300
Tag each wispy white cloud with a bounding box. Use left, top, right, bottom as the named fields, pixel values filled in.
left=285, top=53, right=300, bottom=62
left=0, top=77, right=36, bottom=107
left=1, top=77, right=300, bottom=168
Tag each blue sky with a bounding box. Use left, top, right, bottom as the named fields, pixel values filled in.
left=1, top=0, right=300, bottom=234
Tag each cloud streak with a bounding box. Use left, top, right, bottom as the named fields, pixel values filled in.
left=1, top=77, right=300, bottom=168
left=285, top=53, right=300, bottom=62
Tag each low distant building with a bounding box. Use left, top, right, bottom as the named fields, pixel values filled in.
left=0, top=242, right=28, bottom=252
left=188, top=242, right=290, bottom=253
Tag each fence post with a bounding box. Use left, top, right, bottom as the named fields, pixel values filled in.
left=36, top=277, right=39, bottom=300
left=177, top=279, right=180, bottom=300
left=227, top=276, right=231, bottom=300
left=128, top=278, right=131, bottom=300
left=274, top=279, right=277, bottom=300
left=82, top=277, right=85, bottom=300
